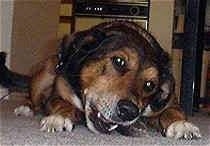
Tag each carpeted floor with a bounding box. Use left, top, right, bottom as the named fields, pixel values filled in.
left=0, top=97, right=210, bottom=146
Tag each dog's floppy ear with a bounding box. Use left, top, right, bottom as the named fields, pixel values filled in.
left=56, top=33, right=84, bottom=73
left=56, top=29, right=106, bottom=73
left=56, top=28, right=110, bottom=97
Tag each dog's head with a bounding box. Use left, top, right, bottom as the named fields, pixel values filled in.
left=57, top=21, right=175, bottom=134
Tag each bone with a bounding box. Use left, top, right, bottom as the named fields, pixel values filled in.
left=108, top=124, right=118, bottom=131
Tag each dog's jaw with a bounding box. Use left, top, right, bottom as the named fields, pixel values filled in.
left=83, top=86, right=141, bottom=134
left=85, top=101, right=119, bottom=134
left=85, top=101, right=101, bottom=133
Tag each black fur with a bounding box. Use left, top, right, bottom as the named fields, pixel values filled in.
left=57, top=21, right=173, bottom=99
left=0, top=52, right=30, bottom=92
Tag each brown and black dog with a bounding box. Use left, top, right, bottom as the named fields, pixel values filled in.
left=0, top=21, right=201, bottom=139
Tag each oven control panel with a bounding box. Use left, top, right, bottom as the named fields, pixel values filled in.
left=75, top=2, right=149, bottom=19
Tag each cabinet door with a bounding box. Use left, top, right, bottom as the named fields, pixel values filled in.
left=75, top=17, right=148, bottom=32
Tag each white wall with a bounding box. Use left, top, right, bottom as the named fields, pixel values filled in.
left=0, top=0, right=14, bottom=98
left=149, top=0, right=174, bottom=54
left=0, top=0, right=14, bottom=66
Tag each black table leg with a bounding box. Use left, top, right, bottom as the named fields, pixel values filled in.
left=180, top=0, right=206, bottom=115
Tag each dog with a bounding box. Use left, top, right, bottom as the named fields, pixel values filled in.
left=0, top=21, right=201, bottom=139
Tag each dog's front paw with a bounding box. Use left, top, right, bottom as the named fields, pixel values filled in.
left=166, top=120, right=201, bottom=140
left=14, top=105, right=34, bottom=117
left=40, top=115, right=73, bottom=133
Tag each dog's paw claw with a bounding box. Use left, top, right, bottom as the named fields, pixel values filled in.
left=40, top=115, right=73, bottom=133
left=14, top=105, right=34, bottom=117
left=166, top=120, right=201, bottom=140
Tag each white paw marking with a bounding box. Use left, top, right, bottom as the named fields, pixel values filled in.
left=14, top=105, right=34, bottom=117
left=166, top=120, right=202, bottom=140
left=40, top=115, right=73, bottom=133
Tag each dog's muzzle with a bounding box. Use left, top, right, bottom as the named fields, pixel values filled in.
left=88, top=100, right=139, bottom=134
left=88, top=104, right=118, bottom=133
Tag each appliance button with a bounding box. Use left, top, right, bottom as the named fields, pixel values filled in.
left=129, top=6, right=140, bottom=16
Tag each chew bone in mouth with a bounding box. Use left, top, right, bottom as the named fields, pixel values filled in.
left=88, top=103, right=119, bottom=133
left=87, top=101, right=140, bottom=134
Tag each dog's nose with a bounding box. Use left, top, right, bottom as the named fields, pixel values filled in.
left=116, top=100, right=139, bottom=121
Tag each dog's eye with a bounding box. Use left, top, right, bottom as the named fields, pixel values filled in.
left=112, top=56, right=127, bottom=73
left=143, top=81, right=156, bottom=92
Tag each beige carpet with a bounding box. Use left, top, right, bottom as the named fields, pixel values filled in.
left=0, top=97, right=210, bottom=146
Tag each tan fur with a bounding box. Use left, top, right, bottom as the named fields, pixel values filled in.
left=80, top=48, right=140, bottom=111
left=46, top=97, right=83, bottom=123
left=159, top=107, right=186, bottom=130
left=27, top=55, right=83, bottom=123
left=140, top=67, right=159, bottom=99
left=2, top=21, right=200, bottom=137
left=28, top=47, right=186, bottom=131
left=141, top=67, right=159, bottom=81
left=30, top=56, right=57, bottom=112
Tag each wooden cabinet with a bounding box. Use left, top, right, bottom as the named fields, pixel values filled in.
left=11, top=0, right=60, bottom=74
left=57, top=0, right=74, bottom=39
